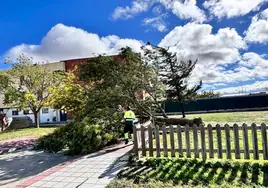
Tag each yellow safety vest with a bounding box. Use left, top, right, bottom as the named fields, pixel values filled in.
left=124, top=110, right=135, bottom=121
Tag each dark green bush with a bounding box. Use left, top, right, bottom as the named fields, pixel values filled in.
left=36, top=116, right=123, bottom=155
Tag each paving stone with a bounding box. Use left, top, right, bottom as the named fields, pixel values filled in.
left=80, top=172, right=95, bottom=178
left=78, top=183, right=95, bottom=188
left=83, top=178, right=99, bottom=184
left=64, top=182, right=81, bottom=188
left=70, top=172, right=85, bottom=177
left=51, top=176, right=66, bottom=182
left=72, top=177, right=87, bottom=183
left=62, top=177, right=77, bottom=182
left=51, top=182, right=69, bottom=188
left=31, top=180, right=46, bottom=187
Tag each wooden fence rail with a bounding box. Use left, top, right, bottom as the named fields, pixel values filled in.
left=133, top=121, right=268, bottom=160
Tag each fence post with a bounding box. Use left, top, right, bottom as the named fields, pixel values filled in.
left=224, top=124, right=231, bottom=159
left=155, top=125, right=161, bottom=157
left=233, top=123, right=240, bottom=159
left=177, top=125, right=183, bottom=157
left=242, top=123, right=250, bottom=159
left=193, top=124, right=199, bottom=158
left=216, top=124, right=223, bottom=159
left=185, top=124, right=191, bottom=158
left=207, top=124, right=214, bottom=158
left=170, top=125, right=175, bottom=157
left=251, top=123, right=259, bottom=160
left=162, top=125, right=168, bottom=157
left=148, top=124, right=153, bottom=157
left=133, top=125, right=139, bottom=157
left=141, top=125, right=146, bottom=157
left=261, top=123, right=268, bottom=160
left=200, top=124, right=206, bottom=160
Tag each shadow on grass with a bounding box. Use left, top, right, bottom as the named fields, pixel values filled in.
left=117, top=158, right=268, bottom=187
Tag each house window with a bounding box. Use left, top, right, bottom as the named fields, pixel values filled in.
left=42, top=108, right=49, bottom=114
left=23, top=110, right=30, bottom=115
left=12, top=110, right=19, bottom=116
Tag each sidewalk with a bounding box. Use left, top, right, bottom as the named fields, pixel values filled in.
left=17, top=143, right=133, bottom=188
left=0, top=136, right=36, bottom=155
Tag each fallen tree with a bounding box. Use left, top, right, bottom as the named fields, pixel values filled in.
left=155, top=117, right=203, bottom=126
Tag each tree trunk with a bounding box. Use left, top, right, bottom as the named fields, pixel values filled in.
left=160, top=107, right=168, bottom=118
left=155, top=117, right=203, bottom=126
left=180, top=102, right=186, bottom=118
left=34, top=111, right=39, bottom=128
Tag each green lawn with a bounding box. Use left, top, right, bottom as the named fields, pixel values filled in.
left=0, top=127, right=57, bottom=141
left=171, top=111, right=268, bottom=124
left=108, top=158, right=268, bottom=188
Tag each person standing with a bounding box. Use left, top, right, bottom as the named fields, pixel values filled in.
left=123, top=106, right=136, bottom=144
left=0, top=111, right=6, bottom=132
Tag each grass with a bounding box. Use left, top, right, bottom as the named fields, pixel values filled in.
left=0, top=127, right=57, bottom=141
left=108, top=158, right=268, bottom=187
left=171, top=111, right=268, bottom=124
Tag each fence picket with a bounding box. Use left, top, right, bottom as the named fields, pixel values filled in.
left=242, top=123, right=250, bottom=159
left=185, top=124, right=191, bottom=158
left=162, top=125, right=168, bottom=157
left=170, top=125, right=175, bottom=157
left=207, top=124, right=214, bottom=158
left=251, top=123, right=259, bottom=160
left=193, top=124, right=199, bottom=158
left=133, top=125, right=139, bottom=157
left=261, top=123, right=268, bottom=160
left=148, top=124, right=153, bottom=157
left=233, top=124, right=240, bottom=159
left=141, top=125, right=146, bottom=157
left=177, top=125, right=183, bottom=156
left=216, top=124, right=223, bottom=159
left=200, top=124, right=206, bottom=160
left=155, top=125, right=161, bottom=157
left=224, top=124, right=231, bottom=159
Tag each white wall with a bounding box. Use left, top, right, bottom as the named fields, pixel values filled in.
left=4, top=107, right=61, bottom=123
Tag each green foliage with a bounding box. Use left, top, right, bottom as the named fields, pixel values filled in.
left=0, top=55, right=62, bottom=127
left=46, top=72, right=88, bottom=118
left=36, top=116, right=123, bottom=155
left=78, top=47, right=167, bottom=118
left=113, top=157, right=268, bottom=187
left=196, top=91, right=220, bottom=99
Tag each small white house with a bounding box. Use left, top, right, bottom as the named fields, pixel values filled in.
left=2, top=107, right=67, bottom=124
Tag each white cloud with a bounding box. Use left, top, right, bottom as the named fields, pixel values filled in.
left=158, top=23, right=268, bottom=87
left=112, top=0, right=206, bottom=23
left=5, top=24, right=143, bottom=63
left=159, top=23, right=246, bottom=73
left=216, top=80, right=268, bottom=95
left=244, top=8, right=268, bottom=43
left=143, top=14, right=168, bottom=32
left=111, top=0, right=155, bottom=20
left=203, top=0, right=267, bottom=19
left=159, top=0, right=206, bottom=23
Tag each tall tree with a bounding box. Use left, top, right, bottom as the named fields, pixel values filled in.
left=0, top=56, right=61, bottom=128
left=144, top=43, right=202, bottom=118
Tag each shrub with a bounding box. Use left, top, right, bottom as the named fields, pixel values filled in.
left=36, top=116, right=123, bottom=155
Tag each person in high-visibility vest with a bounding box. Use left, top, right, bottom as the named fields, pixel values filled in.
left=123, top=106, right=136, bottom=144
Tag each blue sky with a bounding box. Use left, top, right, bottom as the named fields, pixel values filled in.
left=1, top=0, right=268, bottom=95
